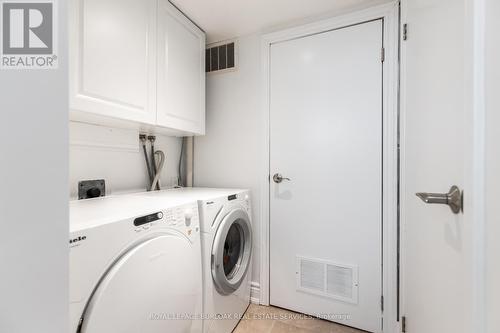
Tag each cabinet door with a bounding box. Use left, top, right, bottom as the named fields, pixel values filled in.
left=157, top=0, right=206, bottom=135
left=69, top=0, right=157, bottom=124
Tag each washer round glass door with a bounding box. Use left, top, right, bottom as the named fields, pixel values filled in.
left=80, top=234, right=201, bottom=333
left=211, top=208, right=252, bottom=295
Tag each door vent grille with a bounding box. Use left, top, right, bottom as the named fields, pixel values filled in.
left=296, top=256, right=358, bottom=304
left=300, top=259, right=324, bottom=292
left=206, top=40, right=237, bottom=73
left=326, top=264, right=354, bottom=299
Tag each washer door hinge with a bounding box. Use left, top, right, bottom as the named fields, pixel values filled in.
left=402, top=316, right=407, bottom=332
left=381, top=47, right=385, bottom=62
left=403, top=24, right=408, bottom=41
left=380, top=295, right=384, bottom=311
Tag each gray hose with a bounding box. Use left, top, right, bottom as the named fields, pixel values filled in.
left=178, top=137, right=185, bottom=187
left=150, top=150, right=165, bottom=191
left=140, top=135, right=153, bottom=190
left=148, top=136, right=159, bottom=190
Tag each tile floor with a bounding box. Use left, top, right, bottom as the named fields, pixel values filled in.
left=233, top=304, right=365, bottom=333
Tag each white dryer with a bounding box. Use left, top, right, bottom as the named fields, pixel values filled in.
left=70, top=195, right=202, bottom=333
left=134, top=188, right=253, bottom=333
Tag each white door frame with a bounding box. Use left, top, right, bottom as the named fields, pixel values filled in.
left=259, top=3, right=400, bottom=332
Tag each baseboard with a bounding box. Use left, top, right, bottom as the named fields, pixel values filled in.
left=250, top=281, right=260, bottom=304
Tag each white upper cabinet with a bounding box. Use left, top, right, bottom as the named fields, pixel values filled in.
left=69, top=0, right=157, bottom=124
left=69, top=0, right=206, bottom=135
left=157, top=0, right=206, bottom=135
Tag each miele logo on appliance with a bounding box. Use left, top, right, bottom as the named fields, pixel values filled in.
left=69, top=236, right=86, bottom=245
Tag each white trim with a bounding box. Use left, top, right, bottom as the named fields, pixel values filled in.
left=471, top=0, right=486, bottom=331
left=69, top=140, right=139, bottom=153
left=259, top=3, right=400, bottom=333
left=380, top=4, right=401, bottom=333
left=250, top=281, right=261, bottom=304
left=398, top=2, right=407, bottom=331
left=259, top=24, right=271, bottom=307
left=69, top=121, right=141, bottom=153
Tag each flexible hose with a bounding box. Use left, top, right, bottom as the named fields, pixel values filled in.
left=148, top=136, right=160, bottom=190
left=150, top=150, right=165, bottom=191
left=152, top=143, right=160, bottom=190
left=178, top=137, right=185, bottom=187
left=140, top=137, right=153, bottom=190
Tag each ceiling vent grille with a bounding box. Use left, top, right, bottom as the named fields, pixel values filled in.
left=206, top=41, right=237, bottom=73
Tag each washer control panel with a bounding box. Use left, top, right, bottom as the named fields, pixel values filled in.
left=218, top=192, right=252, bottom=214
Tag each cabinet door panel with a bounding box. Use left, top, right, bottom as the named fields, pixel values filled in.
left=157, top=0, right=205, bottom=135
left=69, top=0, right=156, bottom=124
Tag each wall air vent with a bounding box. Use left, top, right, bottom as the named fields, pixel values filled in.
left=206, top=40, right=237, bottom=73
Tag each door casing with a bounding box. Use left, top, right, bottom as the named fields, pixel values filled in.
left=259, top=3, right=400, bottom=333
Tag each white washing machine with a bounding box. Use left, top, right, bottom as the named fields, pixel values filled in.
left=70, top=195, right=203, bottom=333
left=134, top=188, right=253, bottom=333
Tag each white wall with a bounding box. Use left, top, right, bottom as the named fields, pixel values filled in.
left=194, top=35, right=263, bottom=286
left=0, top=2, right=68, bottom=332
left=69, top=122, right=182, bottom=198
left=485, top=0, right=500, bottom=331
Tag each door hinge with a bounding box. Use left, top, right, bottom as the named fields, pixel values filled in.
left=403, top=24, right=408, bottom=41
left=381, top=47, right=385, bottom=62
left=380, top=295, right=384, bottom=311
left=402, top=316, right=407, bottom=332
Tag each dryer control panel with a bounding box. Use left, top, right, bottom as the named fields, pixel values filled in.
left=133, top=212, right=163, bottom=226
left=132, top=203, right=200, bottom=236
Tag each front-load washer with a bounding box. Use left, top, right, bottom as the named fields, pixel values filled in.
left=133, top=188, right=253, bottom=333
left=70, top=195, right=202, bottom=333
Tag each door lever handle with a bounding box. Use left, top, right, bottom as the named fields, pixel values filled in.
left=416, top=185, right=463, bottom=214
left=273, top=173, right=291, bottom=184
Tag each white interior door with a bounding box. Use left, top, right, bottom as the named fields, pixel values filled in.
left=401, top=0, right=473, bottom=332
left=270, top=20, right=383, bottom=333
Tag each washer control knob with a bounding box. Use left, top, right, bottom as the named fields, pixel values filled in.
left=157, top=212, right=163, bottom=219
